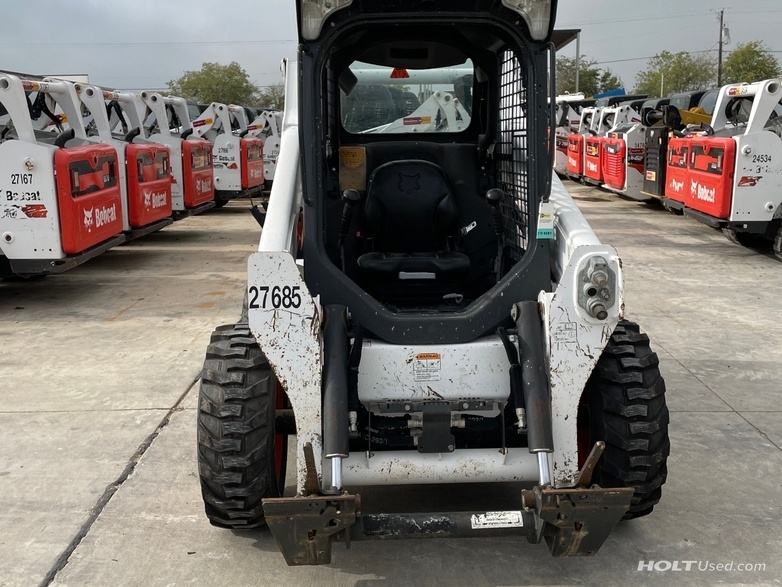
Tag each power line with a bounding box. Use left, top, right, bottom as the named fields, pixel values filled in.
left=0, top=39, right=297, bottom=48
left=559, top=7, right=782, bottom=27
left=592, top=50, right=715, bottom=66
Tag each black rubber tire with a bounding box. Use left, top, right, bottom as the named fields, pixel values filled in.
left=213, top=198, right=228, bottom=208
left=773, top=224, right=782, bottom=261
left=583, top=321, right=670, bottom=520
left=197, top=323, right=285, bottom=529
left=722, top=227, right=766, bottom=248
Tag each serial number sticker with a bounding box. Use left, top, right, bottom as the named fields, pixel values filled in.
left=471, top=511, right=524, bottom=529
left=413, top=352, right=441, bottom=382
left=536, top=201, right=555, bottom=240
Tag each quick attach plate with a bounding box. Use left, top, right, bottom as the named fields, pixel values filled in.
left=525, top=485, right=634, bottom=556
left=262, top=494, right=357, bottom=566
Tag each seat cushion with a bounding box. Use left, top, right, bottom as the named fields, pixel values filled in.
left=357, top=251, right=470, bottom=279
left=363, top=160, right=459, bottom=253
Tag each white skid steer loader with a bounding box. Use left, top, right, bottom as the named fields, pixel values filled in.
left=190, top=102, right=265, bottom=207
left=247, top=109, right=283, bottom=188
left=74, top=84, right=174, bottom=238
left=139, top=92, right=216, bottom=218
left=196, top=0, right=669, bottom=565
left=0, top=74, right=125, bottom=277
left=661, top=79, right=782, bottom=258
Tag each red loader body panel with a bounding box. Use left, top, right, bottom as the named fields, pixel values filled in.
left=664, top=138, right=690, bottom=203
left=182, top=139, right=215, bottom=207
left=126, top=144, right=173, bottom=227
left=55, top=144, right=123, bottom=255
left=685, top=138, right=735, bottom=219
left=240, top=137, right=265, bottom=190
left=584, top=136, right=603, bottom=182
left=601, top=136, right=625, bottom=190
left=566, top=134, right=584, bottom=176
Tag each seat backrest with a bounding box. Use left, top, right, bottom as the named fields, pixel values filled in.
left=363, top=160, right=459, bottom=253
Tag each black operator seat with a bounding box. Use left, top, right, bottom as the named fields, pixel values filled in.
left=357, top=160, right=470, bottom=280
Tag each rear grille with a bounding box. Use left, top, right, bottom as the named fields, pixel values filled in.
left=603, top=150, right=624, bottom=176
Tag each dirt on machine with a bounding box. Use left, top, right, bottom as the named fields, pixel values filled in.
left=196, top=0, right=670, bottom=566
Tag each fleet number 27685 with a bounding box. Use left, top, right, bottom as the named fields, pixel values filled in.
left=248, top=285, right=302, bottom=309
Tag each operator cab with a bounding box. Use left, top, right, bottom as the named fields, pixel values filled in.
left=298, top=1, right=559, bottom=335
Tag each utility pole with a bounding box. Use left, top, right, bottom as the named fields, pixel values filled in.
left=717, top=8, right=725, bottom=88
left=575, top=32, right=580, bottom=93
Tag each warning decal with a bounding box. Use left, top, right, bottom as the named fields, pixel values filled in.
left=413, top=352, right=441, bottom=382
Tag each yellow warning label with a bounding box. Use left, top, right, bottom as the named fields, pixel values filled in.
left=339, top=146, right=367, bottom=191
left=413, top=352, right=441, bottom=382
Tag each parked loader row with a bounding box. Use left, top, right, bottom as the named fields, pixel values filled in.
left=555, top=79, right=782, bottom=260
left=0, top=72, right=283, bottom=279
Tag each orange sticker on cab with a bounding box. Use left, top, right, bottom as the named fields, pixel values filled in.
left=403, top=116, right=432, bottom=126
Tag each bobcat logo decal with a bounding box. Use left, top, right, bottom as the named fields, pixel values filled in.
left=83, top=208, right=94, bottom=232
left=398, top=172, right=421, bottom=195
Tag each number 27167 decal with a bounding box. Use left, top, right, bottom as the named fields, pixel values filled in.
left=248, top=285, right=302, bottom=310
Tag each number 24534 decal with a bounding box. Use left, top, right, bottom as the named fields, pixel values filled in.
left=248, top=285, right=302, bottom=309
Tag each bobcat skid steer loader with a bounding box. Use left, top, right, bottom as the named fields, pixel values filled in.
left=139, top=92, right=216, bottom=218
left=197, top=0, right=670, bottom=566
left=190, top=103, right=265, bottom=207
left=662, top=79, right=782, bottom=257
left=0, top=74, right=125, bottom=278
left=247, top=109, right=283, bottom=188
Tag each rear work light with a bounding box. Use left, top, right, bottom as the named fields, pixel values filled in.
left=300, top=0, right=353, bottom=40
left=501, top=0, right=553, bottom=40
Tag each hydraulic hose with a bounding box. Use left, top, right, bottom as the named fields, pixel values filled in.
left=516, top=301, right=553, bottom=453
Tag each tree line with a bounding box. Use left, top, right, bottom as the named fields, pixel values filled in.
left=164, top=41, right=780, bottom=108
left=556, top=41, right=781, bottom=97
left=166, top=61, right=284, bottom=110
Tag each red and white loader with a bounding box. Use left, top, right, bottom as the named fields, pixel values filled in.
left=246, top=109, right=282, bottom=188
left=583, top=99, right=645, bottom=187
left=1, top=74, right=124, bottom=277
left=553, top=93, right=592, bottom=175
left=190, top=102, right=265, bottom=207
left=75, top=84, right=174, bottom=237
left=661, top=79, right=782, bottom=258
left=140, top=92, right=216, bottom=218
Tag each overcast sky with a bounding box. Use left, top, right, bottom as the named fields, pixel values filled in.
left=2, top=1, right=781, bottom=95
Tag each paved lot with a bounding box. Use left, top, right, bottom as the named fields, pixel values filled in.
left=1, top=188, right=781, bottom=587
